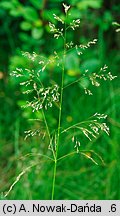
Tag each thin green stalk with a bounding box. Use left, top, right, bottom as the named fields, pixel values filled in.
left=18, top=153, right=54, bottom=162
left=42, top=109, right=51, bottom=141
left=49, top=135, right=56, bottom=161
left=64, top=77, right=81, bottom=89
left=58, top=151, right=76, bottom=161
left=37, top=78, right=51, bottom=142
left=51, top=15, right=67, bottom=200
left=61, top=120, right=97, bottom=133
left=51, top=161, right=57, bottom=199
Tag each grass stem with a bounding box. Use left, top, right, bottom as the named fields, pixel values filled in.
left=51, top=13, right=67, bottom=200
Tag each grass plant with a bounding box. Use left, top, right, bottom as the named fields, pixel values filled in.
left=4, top=3, right=117, bottom=200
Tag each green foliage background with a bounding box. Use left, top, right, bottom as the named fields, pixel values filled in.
left=0, top=0, right=120, bottom=199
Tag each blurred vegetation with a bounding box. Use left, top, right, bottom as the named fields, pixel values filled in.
left=0, top=0, right=120, bottom=199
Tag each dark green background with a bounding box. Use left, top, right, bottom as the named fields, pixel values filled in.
left=0, top=0, right=120, bottom=199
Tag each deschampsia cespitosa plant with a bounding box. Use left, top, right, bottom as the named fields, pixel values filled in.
left=6, top=3, right=117, bottom=199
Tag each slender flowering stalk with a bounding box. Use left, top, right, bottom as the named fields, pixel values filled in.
left=51, top=4, right=68, bottom=200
